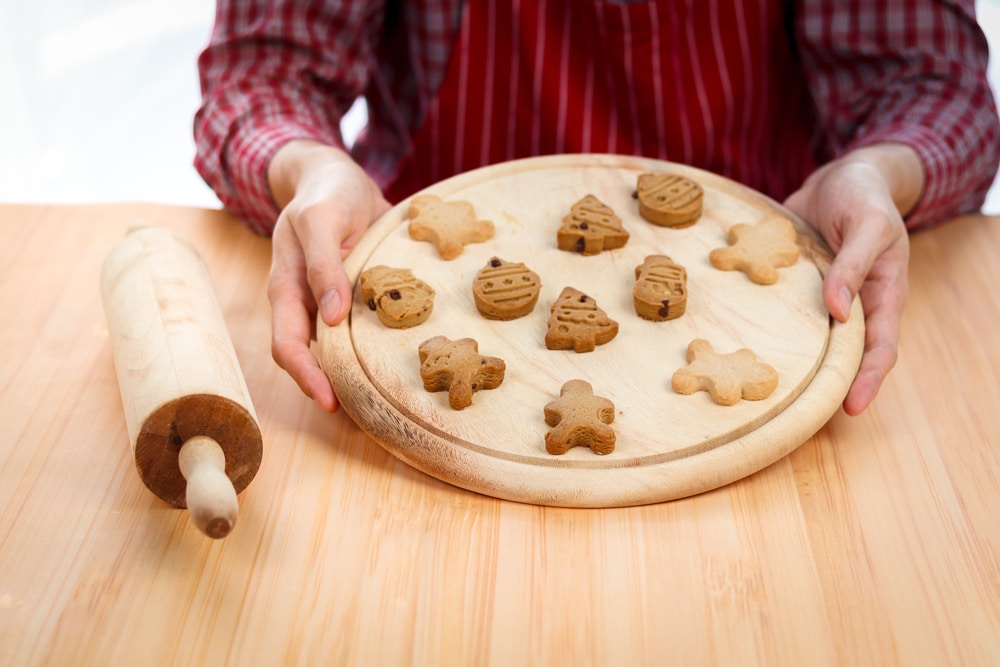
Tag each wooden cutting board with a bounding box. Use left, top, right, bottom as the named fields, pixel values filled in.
left=319, top=154, right=864, bottom=506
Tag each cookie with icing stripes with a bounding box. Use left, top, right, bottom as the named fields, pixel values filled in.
left=633, top=254, right=688, bottom=321
left=472, top=257, right=542, bottom=320
left=636, top=172, right=704, bottom=228
left=359, top=265, right=435, bottom=329
left=545, top=287, right=619, bottom=353
left=557, top=195, right=630, bottom=255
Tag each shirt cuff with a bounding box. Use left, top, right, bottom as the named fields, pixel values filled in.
left=846, top=123, right=961, bottom=230
left=224, top=121, right=344, bottom=235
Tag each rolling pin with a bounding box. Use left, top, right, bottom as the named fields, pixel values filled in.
left=100, top=226, right=263, bottom=538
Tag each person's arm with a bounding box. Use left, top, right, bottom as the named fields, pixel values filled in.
left=794, top=0, right=1000, bottom=228
left=784, top=1, right=999, bottom=415
left=193, top=1, right=396, bottom=411
left=193, top=0, right=382, bottom=233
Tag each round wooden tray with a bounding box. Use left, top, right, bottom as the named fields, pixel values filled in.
left=319, top=154, right=864, bottom=506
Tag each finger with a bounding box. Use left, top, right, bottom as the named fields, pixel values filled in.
left=843, top=343, right=894, bottom=416
left=843, top=325, right=898, bottom=417
left=285, top=203, right=355, bottom=327
left=269, top=219, right=340, bottom=412
left=842, top=265, right=907, bottom=415
left=269, top=267, right=340, bottom=413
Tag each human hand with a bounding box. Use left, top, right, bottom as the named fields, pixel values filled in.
left=784, top=144, right=921, bottom=415
left=267, top=140, right=391, bottom=412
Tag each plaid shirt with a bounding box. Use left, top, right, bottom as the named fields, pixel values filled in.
left=194, top=0, right=999, bottom=234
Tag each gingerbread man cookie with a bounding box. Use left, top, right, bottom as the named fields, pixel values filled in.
left=407, top=194, right=495, bottom=260
left=545, top=287, right=619, bottom=353
left=543, top=380, right=616, bottom=455
left=557, top=195, right=630, bottom=255
left=709, top=216, right=800, bottom=285
left=671, top=339, right=778, bottom=405
left=418, top=336, right=506, bottom=410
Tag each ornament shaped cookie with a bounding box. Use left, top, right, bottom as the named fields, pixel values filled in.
left=543, top=380, right=617, bottom=455
left=408, top=194, right=495, bottom=259
left=557, top=195, right=630, bottom=255
left=472, top=257, right=542, bottom=320
left=359, top=265, right=435, bottom=328
left=545, top=287, right=619, bottom=353
left=418, top=336, right=506, bottom=410
left=633, top=255, right=688, bottom=321
left=709, top=216, right=800, bottom=285
left=636, top=172, right=704, bottom=228
left=671, top=339, right=778, bottom=406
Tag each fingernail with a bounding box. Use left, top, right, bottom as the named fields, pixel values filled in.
left=838, top=286, right=852, bottom=318
left=319, top=290, right=341, bottom=324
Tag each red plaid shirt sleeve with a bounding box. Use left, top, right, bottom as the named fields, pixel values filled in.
left=795, top=0, right=1000, bottom=228
left=193, top=0, right=383, bottom=233
left=194, top=0, right=999, bottom=234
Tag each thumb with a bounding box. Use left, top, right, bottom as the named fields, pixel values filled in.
left=305, top=236, right=354, bottom=327
left=301, top=195, right=391, bottom=326
left=288, top=207, right=356, bottom=327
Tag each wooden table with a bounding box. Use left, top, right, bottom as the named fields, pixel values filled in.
left=1, top=202, right=998, bottom=666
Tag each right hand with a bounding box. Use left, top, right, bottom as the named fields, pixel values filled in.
left=267, top=140, right=391, bottom=412
left=783, top=144, right=918, bottom=416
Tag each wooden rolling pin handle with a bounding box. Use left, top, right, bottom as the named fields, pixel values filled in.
left=177, top=435, right=239, bottom=539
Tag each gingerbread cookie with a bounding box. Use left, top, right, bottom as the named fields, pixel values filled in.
left=408, top=194, right=495, bottom=259
left=633, top=255, right=688, bottom=321
left=359, top=265, right=435, bottom=328
left=543, top=380, right=616, bottom=455
left=671, top=339, right=778, bottom=405
left=557, top=195, right=629, bottom=255
left=636, top=172, right=704, bottom=228
left=472, top=257, right=542, bottom=320
left=708, top=216, right=800, bottom=285
left=545, top=287, right=619, bottom=353
left=418, top=336, right=506, bottom=410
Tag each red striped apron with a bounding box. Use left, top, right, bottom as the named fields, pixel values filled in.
left=383, top=0, right=821, bottom=204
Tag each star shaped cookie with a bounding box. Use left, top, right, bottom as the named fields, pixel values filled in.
left=709, top=216, right=800, bottom=285
left=407, top=194, right=495, bottom=260
left=543, top=380, right=616, bottom=455
left=671, top=339, right=778, bottom=405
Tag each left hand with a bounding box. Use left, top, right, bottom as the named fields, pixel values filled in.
left=784, top=145, right=919, bottom=415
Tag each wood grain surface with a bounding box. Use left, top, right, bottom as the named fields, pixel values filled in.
left=320, top=155, right=864, bottom=505
left=1, top=202, right=998, bottom=666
